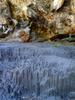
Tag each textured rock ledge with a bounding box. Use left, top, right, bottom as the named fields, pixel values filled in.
left=0, top=43, right=75, bottom=100
left=0, top=0, right=75, bottom=42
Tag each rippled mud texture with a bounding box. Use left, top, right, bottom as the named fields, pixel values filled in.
left=0, top=43, right=75, bottom=100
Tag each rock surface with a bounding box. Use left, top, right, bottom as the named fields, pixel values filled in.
left=0, top=0, right=75, bottom=41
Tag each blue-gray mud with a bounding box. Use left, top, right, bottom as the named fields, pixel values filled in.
left=0, top=42, right=75, bottom=100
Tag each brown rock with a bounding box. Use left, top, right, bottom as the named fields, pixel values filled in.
left=70, top=0, right=75, bottom=14
left=19, top=31, right=30, bottom=42
left=29, top=8, right=75, bottom=41
left=6, top=0, right=35, bottom=20
left=0, top=0, right=10, bottom=16
left=0, top=0, right=75, bottom=42
left=71, top=25, right=75, bottom=33
left=0, top=15, right=7, bottom=24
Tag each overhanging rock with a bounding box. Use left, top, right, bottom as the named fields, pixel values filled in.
left=0, top=43, right=75, bottom=99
